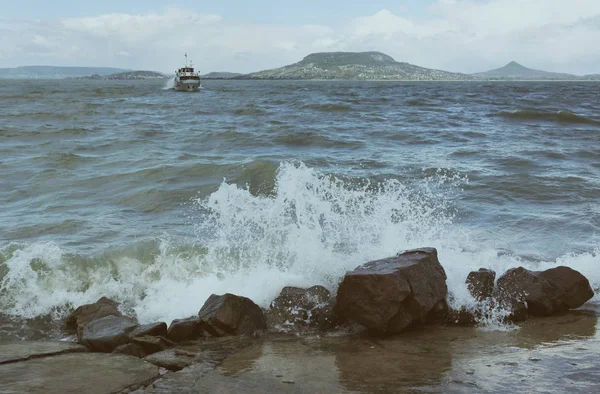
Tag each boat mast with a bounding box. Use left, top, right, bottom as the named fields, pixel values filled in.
left=185, top=53, right=188, bottom=67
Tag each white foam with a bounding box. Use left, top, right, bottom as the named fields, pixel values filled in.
left=162, top=78, right=175, bottom=90
left=1, top=162, right=598, bottom=329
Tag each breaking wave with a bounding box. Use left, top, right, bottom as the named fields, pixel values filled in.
left=1, top=162, right=598, bottom=330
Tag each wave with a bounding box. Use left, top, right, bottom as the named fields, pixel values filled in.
left=274, top=131, right=363, bottom=149
left=1, top=162, right=598, bottom=331
left=301, top=103, right=353, bottom=112
left=493, top=110, right=600, bottom=126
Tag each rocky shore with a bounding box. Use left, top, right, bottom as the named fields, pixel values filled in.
left=1, top=247, right=597, bottom=393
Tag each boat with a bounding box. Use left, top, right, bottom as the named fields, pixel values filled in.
left=173, top=53, right=201, bottom=92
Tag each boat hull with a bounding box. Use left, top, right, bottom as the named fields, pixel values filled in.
left=173, top=80, right=201, bottom=92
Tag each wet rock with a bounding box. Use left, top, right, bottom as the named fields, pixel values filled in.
left=0, top=341, right=87, bottom=364
left=145, top=348, right=198, bottom=371
left=447, top=307, right=478, bottom=325
left=80, top=315, right=138, bottom=352
left=496, top=266, right=594, bottom=318
left=466, top=268, right=496, bottom=301
left=132, top=336, right=175, bottom=355
left=312, top=297, right=344, bottom=331
left=336, top=247, right=448, bottom=334
left=64, top=297, right=122, bottom=339
left=199, top=293, right=267, bottom=336
left=130, top=322, right=168, bottom=339
left=113, top=343, right=147, bottom=358
left=267, top=286, right=332, bottom=329
left=166, top=317, right=205, bottom=342
left=0, top=352, right=159, bottom=394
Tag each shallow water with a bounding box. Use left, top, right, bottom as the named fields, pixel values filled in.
left=0, top=79, right=599, bottom=331
left=168, top=312, right=600, bottom=393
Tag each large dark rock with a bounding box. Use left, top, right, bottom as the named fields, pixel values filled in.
left=129, top=322, right=168, bottom=339
left=64, top=297, right=122, bottom=339
left=166, top=317, right=205, bottom=342
left=267, top=286, right=331, bottom=329
left=466, top=268, right=496, bottom=301
left=496, top=266, right=594, bottom=318
left=80, top=315, right=138, bottom=352
left=199, top=293, right=267, bottom=336
left=336, top=247, right=448, bottom=334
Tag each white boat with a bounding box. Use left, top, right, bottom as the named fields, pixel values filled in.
left=173, top=53, right=201, bottom=92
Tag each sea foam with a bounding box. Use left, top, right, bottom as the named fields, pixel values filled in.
left=1, top=162, right=598, bottom=328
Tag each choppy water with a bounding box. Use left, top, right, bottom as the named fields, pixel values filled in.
left=1, top=79, right=599, bottom=331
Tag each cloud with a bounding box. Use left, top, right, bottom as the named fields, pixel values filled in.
left=1, top=1, right=600, bottom=74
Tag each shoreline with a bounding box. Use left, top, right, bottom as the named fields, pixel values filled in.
left=2, top=310, right=599, bottom=393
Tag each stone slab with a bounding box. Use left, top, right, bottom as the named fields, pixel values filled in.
left=0, top=341, right=87, bottom=364
left=0, top=352, right=159, bottom=394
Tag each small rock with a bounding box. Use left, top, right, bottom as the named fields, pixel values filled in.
left=496, top=266, right=594, bottom=318
left=199, top=293, right=266, bottom=336
left=166, top=317, right=205, bottom=342
left=267, top=286, right=336, bottom=330
left=113, top=343, right=147, bottom=358
left=64, top=297, right=122, bottom=340
left=131, top=336, right=174, bottom=355
left=145, top=348, right=197, bottom=371
left=129, top=322, right=167, bottom=339
left=80, top=315, right=138, bottom=352
left=466, top=268, right=496, bottom=301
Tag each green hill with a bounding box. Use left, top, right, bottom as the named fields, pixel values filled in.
left=201, top=72, right=243, bottom=79
left=473, top=61, right=576, bottom=80
left=239, top=51, right=473, bottom=81
left=77, top=71, right=168, bottom=80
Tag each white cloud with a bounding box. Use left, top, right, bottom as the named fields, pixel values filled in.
left=1, top=1, right=600, bottom=74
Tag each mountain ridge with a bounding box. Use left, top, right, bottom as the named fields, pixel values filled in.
left=0, top=66, right=130, bottom=79
left=473, top=61, right=577, bottom=80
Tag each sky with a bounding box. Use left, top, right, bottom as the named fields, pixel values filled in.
left=1, top=0, right=599, bottom=74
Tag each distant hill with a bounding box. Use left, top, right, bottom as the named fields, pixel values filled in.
left=76, top=71, right=168, bottom=80
left=201, top=72, right=243, bottom=79
left=581, top=74, right=600, bottom=80
left=0, top=66, right=130, bottom=79
left=237, top=51, right=474, bottom=81
left=473, top=61, right=576, bottom=80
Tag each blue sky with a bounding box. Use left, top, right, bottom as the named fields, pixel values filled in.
left=1, top=1, right=599, bottom=74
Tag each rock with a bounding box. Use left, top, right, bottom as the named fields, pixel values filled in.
left=145, top=348, right=198, bottom=372
left=312, top=297, right=344, bottom=331
left=0, top=341, right=87, bottom=365
left=0, top=352, right=159, bottom=394
left=199, top=293, right=267, bottom=336
left=80, top=315, right=138, bottom=352
left=267, top=286, right=331, bottom=329
left=466, top=268, right=496, bottom=301
left=130, top=322, right=168, bottom=339
left=64, top=297, right=122, bottom=339
left=166, top=317, right=205, bottom=342
left=131, top=336, right=175, bottom=355
left=496, top=266, right=594, bottom=318
left=113, top=343, right=147, bottom=358
left=336, top=247, right=448, bottom=334
left=538, top=266, right=595, bottom=309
